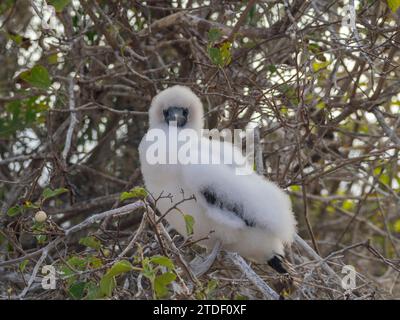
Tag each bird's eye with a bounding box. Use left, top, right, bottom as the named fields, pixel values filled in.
left=183, top=108, right=189, bottom=117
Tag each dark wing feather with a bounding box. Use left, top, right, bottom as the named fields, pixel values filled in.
left=200, top=188, right=256, bottom=228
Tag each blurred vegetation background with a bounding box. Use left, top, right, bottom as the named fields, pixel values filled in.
left=1, top=0, right=400, bottom=299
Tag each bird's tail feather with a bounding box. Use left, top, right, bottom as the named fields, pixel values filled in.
left=267, top=255, right=297, bottom=299
left=267, top=255, right=288, bottom=274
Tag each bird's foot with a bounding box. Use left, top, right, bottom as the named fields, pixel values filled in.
left=189, top=240, right=222, bottom=277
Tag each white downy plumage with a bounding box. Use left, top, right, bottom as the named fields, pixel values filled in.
left=139, top=85, right=297, bottom=272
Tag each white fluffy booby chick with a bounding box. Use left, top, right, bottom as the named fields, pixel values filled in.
left=139, top=85, right=297, bottom=273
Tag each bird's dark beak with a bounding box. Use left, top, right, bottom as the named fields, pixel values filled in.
left=163, top=106, right=188, bottom=127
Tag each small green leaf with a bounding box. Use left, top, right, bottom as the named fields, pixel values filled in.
left=316, top=101, right=326, bottom=110
left=99, top=274, right=115, bottom=297
left=208, top=28, right=222, bottom=42
left=7, top=205, right=22, bottom=217
left=48, top=53, right=58, bottom=65
left=142, top=258, right=155, bottom=281
left=154, top=271, right=176, bottom=298
left=373, top=167, right=383, bottom=176
left=290, top=185, right=301, bottom=192
left=379, top=174, right=390, bottom=185
left=106, top=260, right=133, bottom=278
left=184, top=214, right=195, bottom=236
left=312, top=60, right=330, bottom=72
left=9, top=33, right=22, bottom=45
left=48, top=0, right=70, bottom=12
left=308, top=43, right=320, bottom=53
left=327, top=205, right=335, bottom=215
left=42, top=187, right=68, bottom=201
left=69, top=281, right=86, bottom=299
left=119, top=187, right=148, bottom=201
left=36, top=234, right=47, bottom=244
left=208, top=47, right=222, bottom=66
left=206, top=279, right=218, bottom=293
left=99, top=260, right=133, bottom=297
left=247, top=4, right=256, bottom=25
left=20, top=65, right=52, bottom=89
left=208, top=41, right=231, bottom=67
left=394, top=220, right=400, bottom=233
left=220, top=42, right=232, bottom=66
left=67, top=256, right=87, bottom=269
left=23, top=201, right=39, bottom=209
left=150, top=255, right=174, bottom=270
left=87, top=255, right=103, bottom=269
left=85, top=282, right=101, bottom=300
left=387, top=0, right=400, bottom=12
left=19, top=260, right=29, bottom=272
left=342, top=200, right=354, bottom=211
left=79, top=236, right=101, bottom=250
left=267, top=64, right=277, bottom=74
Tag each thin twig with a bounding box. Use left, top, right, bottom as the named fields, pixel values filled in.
left=62, top=77, right=78, bottom=161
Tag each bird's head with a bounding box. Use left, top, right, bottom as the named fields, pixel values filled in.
left=149, top=85, right=204, bottom=132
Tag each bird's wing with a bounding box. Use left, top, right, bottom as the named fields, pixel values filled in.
left=198, top=183, right=256, bottom=229
left=180, top=161, right=296, bottom=243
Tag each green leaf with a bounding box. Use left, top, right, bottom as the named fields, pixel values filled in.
left=387, top=0, right=400, bottom=12
left=150, top=255, right=174, bottom=270
left=208, top=47, right=222, bottom=66
left=35, top=234, right=47, bottom=244
left=7, top=205, right=22, bottom=217
left=67, top=256, right=87, bottom=269
left=308, top=43, right=324, bottom=55
left=156, top=272, right=176, bottom=286
left=119, top=192, right=134, bottom=201
left=208, top=28, right=222, bottom=42
left=290, top=185, right=301, bottom=192
left=312, top=60, right=330, bottom=72
left=87, top=255, right=103, bottom=268
left=19, top=260, right=29, bottom=272
left=42, top=187, right=68, bottom=201
left=106, top=260, right=133, bottom=278
left=9, top=33, right=22, bottom=45
left=142, top=258, right=155, bottom=281
left=379, top=173, right=390, bottom=185
left=120, top=187, right=148, bottom=201
left=206, top=279, right=218, bottom=293
left=85, top=282, right=101, bottom=300
left=267, top=64, right=277, bottom=74
left=154, top=272, right=176, bottom=298
left=342, top=200, right=354, bottom=211
left=0, top=0, right=15, bottom=15
left=184, top=214, right=195, bottom=236
left=48, top=53, right=58, bottom=65
left=316, top=101, right=326, bottom=110
left=100, top=260, right=137, bottom=297
left=69, top=281, right=86, bottom=299
left=79, top=236, right=101, bottom=250
left=99, top=274, right=116, bottom=297
left=327, top=205, right=335, bottom=215
left=48, top=0, right=70, bottom=12
left=220, top=42, right=232, bottom=66
left=99, top=260, right=133, bottom=296
left=247, top=4, right=256, bottom=25
left=20, top=65, right=52, bottom=89
left=60, top=263, right=77, bottom=287
left=23, top=201, right=39, bottom=209
left=208, top=42, right=231, bottom=67
left=394, top=220, right=400, bottom=233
